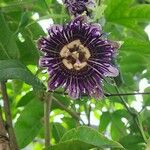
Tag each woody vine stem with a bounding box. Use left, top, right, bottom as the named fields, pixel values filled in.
left=0, top=81, right=19, bottom=150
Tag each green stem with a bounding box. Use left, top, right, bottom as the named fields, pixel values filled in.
left=114, top=86, right=133, bottom=114
left=44, top=93, right=52, bottom=149
left=136, top=116, right=148, bottom=143
left=52, top=96, right=85, bottom=125
left=52, top=91, right=150, bottom=97
left=87, top=105, right=91, bottom=126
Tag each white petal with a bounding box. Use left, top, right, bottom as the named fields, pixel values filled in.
left=104, top=65, right=119, bottom=77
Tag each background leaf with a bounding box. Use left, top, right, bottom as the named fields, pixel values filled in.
left=50, top=126, right=124, bottom=150
left=0, top=60, right=44, bottom=90
left=14, top=98, right=44, bottom=149
left=0, top=12, right=20, bottom=59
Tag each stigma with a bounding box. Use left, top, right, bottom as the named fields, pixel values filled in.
left=60, top=39, right=91, bottom=71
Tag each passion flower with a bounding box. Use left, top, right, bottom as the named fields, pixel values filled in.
left=38, top=17, right=119, bottom=99
left=63, top=0, right=95, bottom=16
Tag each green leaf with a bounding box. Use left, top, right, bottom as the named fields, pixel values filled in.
left=120, top=38, right=150, bottom=56
left=47, top=0, right=68, bottom=23
left=50, top=140, right=95, bottom=150
left=16, top=30, right=40, bottom=65
left=99, top=112, right=111, bottom=133
left=104, top=0, right=150, bottom=38
left=0, top=12, right=20, bottom=59
left=120, top=54, right=146, bottom=74
left=51, top=123, right=66, bottom=143
left=105, top=0, right=133, bottom=19
left=50, top=126, right=124, bottom=150
left=0, top=60, right=44, bottom=90
left=94, top=4, right=107, bottom=21
left=143, top=87, right=150, bottom=106
left=111, top=111, right=128, bottom=141
left=146, top=138, right=150, bottom=150
left=119, top=135, right=144, bottom=149
left=26, top=22, right=45, bottom=40
left=105, top=0, right=150, bottom=22
left=12, top=80, right=23, bottom=96
left=119, top=73, right=137, bottom=89
left=62, top=117, right=77, bottom=129
left=140, top=108, right=150, bottom=135
left=17, top=12, right=31, bottom=31
left=127, top=5, right=150, bottom=21
left=0, top=0, right=52, bottom=13
left=52, top=93, right=70, bottom=110
left=17, top=91, right=34, bottom=107
left=14, top=98, right=44, bottom=148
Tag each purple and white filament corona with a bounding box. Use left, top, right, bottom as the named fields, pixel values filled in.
left=38, top=17, right=119, bottom=99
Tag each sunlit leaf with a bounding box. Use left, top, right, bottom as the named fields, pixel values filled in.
left=50, top=126, right=124, bottom=150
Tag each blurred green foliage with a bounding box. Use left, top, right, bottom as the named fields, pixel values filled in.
left=0, top=0, right=150, bottom=150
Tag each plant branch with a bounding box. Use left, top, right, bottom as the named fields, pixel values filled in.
left=0, top=107, right=9, bottom=150
left=105, top=92, right=150, bottom=97
left=0, top=107, right=7, bottom=137
left=52, top=91, right=150, bottom=97
left=52, top=96, right=85, bottom=124
left=113, top=81, right=148, bottom=143
left=0, top=81, right=19, bottom=150
left=87, top=105, right=91, bottom=126
left=44, top=93, right=52, bottom=149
